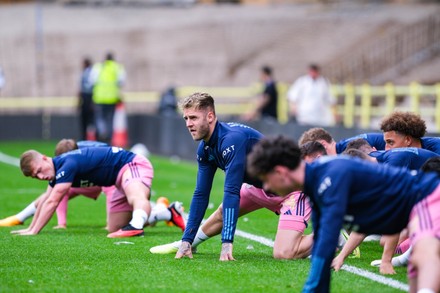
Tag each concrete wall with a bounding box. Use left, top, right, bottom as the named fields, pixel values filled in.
left=0, top=3, right=438, bottom=97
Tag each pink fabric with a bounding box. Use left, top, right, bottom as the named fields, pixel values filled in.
left=109, top=155, right=154, bottom=213
left=55, top=186, right=102, bottom=226
left=409, top=184, right=440, bottom=244
left=239, top=184, right=285, bottom=214
left=407, top=183, right=440, bottom=279
left=102, top=186, right=116, bottom=214
left=239, top=184, right=311, bottom=232
left=278, top=191, right=311, bottom=232
left=395, top=238, right=411, bottom=254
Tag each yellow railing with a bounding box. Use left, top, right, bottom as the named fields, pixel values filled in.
left=1, top=82, right=439, bottom=131
left=331, top=82, right=440, bottom=131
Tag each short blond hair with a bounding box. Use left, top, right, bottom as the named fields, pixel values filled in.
left=180, top=92, right=216, bottom=114
left=20, top=150, right=41, bottom=177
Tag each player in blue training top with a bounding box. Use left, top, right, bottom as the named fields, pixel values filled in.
left=175, top=92, right=263, bottom=261
left=247, top=136, right=440, bottom=293
left=368, top=147, right=439, bottom=169
left=334, top=138, right=439, bottom=274
left=298, top=127, right=385, bottom=155
left=5, top=139, right=184, bottom=233
left=0, top=139, right=110, bottom=228
left=15, top=146, right=159, bottom=237
left=380, top=110, right=440, bottom=154
left=344, top=138, right=439, bottom=170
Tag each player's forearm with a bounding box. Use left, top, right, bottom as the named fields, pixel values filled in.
left=381, top=234, right=399, bottom=263
left=338, top=232, right=365, bottom=261
left=29, top=200, right=58, bottom=234
left=55, top=195, right=69, bottom=227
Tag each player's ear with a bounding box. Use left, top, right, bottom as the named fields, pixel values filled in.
left=207, top=111, right=215, bottom=123
left=404, top=135, right=412, bottom=147
left=274, top=165, right=289, bottom=175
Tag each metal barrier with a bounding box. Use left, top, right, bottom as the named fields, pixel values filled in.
left=1, top=82, right=439, bottom=132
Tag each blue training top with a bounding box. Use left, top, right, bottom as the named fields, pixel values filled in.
left=50, top=147, right=135, bottom=188
left=369, top=147, right=439, bottom=170
left=182, top=121, right=263, bottom=244
left=302, top=156, right=440, bottom=293
left=77, top=140, right=109, bottom=148
left=335, top=133, right=385, bottom=154
left=421, top=136, right=440, bottom=154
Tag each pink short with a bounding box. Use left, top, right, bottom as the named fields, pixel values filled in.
left=407, top=183, right=440, bottom=279
left=68, top=186, right=102, bottom=200
left=239, top=184, right=311, bottom=232
left=108, top=155, right=154, bottom=213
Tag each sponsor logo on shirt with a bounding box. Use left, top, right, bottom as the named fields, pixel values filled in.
left=112, top=147, right=123, bottom=153
left=56, top=171, right=65, bottom=180
left=222, top=145, right=235, bottom=158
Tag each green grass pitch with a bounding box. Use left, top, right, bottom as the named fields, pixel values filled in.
left=0, top=141, right=408, bottom=292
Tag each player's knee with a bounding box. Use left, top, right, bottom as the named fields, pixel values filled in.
left=273, top=247, right=298, bottom=260
left=214, top=205, right=224, bottom=219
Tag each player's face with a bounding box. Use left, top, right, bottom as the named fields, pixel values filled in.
left=30, top=156, right=55, bottom=181
left=260, top=166, right=303, bottom=197
left=383, top=131, right=409, bottom=150
left=183, top=107, right=213, bottom=142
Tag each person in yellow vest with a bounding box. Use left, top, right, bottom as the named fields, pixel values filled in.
left=90, top=52, right=126, bottom=144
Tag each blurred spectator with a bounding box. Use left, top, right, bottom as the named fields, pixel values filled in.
left=78, top=57, right=95, bottom=140
left=242, top=65, right=278, bottom=122
left=0, top=66, right=5, bottom=94
left=158, top=86, right=178, bottom=116
left=287, top=64, right=336, bottom=126
left=90, top=52, right=126, bottom=144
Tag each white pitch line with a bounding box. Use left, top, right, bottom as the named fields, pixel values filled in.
left=0, top=151, right=409, bottom=291
left=0, top=151, right=20, bottom=167
left=234, top=229, right=409, bottom=292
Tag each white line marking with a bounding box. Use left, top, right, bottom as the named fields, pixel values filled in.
left=0, top=151, right=409, bottom=291
left=341, top=265, right=409, bottom=291
left=0, top=151, right=20, bottom=167
left=235, top=229, right=409, bottom=291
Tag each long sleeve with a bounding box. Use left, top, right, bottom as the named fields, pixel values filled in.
left=182, top=158, right=216, bottom=244
left=303, top=173, right=350, bottom=293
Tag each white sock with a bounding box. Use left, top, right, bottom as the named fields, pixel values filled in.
left=417, top=289, right=435, bottom=293
left=129, top=209, right=148, bottom=229
left=16, top=202, right=37, bottom=222
left=193, top=228, right=210, bottom=248
left=392, top=246, right=412, bottom=266
left=147, top=206, right=171, bottom=224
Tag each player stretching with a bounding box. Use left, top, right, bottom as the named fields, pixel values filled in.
left=298, top=127, right=385, bottom=155
left=150, top=141, right=328, bottom=259
left=14, top=146, right=183, bottom=237
left=2, top=139, right=184, bottom=232
left=247, top=136, right=440, bottom=293
left=381, top=111, right=440, bottom=153
left=173, top=92, right=311, bottom=261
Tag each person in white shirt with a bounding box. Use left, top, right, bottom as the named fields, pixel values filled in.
left=287, top=64, right=336, bottom=127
